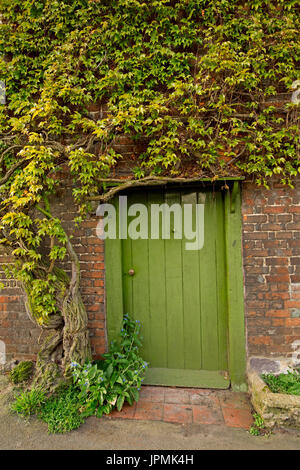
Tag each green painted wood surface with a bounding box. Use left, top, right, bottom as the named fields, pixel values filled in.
left=120, top=188, right=229, bottom=388
left=224, top=185, right=247, bottom=391
left=147, top=190, right=168, bottom=368
left=105, top=184, right=246, bottom=389
left=145, top=368, right=230, bottom=388
left=181, top=190, right=201, bottom=370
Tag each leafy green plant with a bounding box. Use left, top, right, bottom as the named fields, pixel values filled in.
left=262, top=370, right=300, bottom=396
left=39, top=385, right=85, bottom=434
left=71, top=314, right=148, bottom=418
left=10, top=388, right=46, bottom=417
left=249, top=413, right=266, bottom=436
left=10, top=316, right=147, bottom=432
left=9, top=361, right=34, bottom=384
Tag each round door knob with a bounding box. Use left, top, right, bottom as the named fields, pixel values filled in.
left=128, top=269, right=135, bottom=276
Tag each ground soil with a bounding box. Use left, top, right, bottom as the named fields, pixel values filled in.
left=1, top=374, right=300, bottom=450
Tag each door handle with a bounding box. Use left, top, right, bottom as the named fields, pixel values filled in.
left=128, top=269, right=135, bottom=276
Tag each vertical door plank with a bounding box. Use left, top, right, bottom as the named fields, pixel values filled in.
left=122, top=193, right=133, bottom=318
left=130, top=191, right=151, bottom=359
left=225, top=185, right=247, bottom=391
left=215, top=191, right=229, bottom=371
left=164, top=190, right=184, bottom=369
left=181, top=190, right=202, bottom=370
left=147, top=189, right=168, bottom=368
left=199, top=191, right=219, bottom=370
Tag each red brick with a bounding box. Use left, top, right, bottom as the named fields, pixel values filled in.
left=134, top=401, right=164, bottom=421
left=264, top=206, right=285, bottom=214
left=164, top=404, right=193, bottom=424
left=221, top=406, right=253, bottom=429
left=249, top=336, right=272, bottom=345
left=109, top=402, right=137, bottom=419
left=288, top=206, right=300, bottom=213
left=265, top=309, right=289, bottom=317
left=266, top=274, right=290, bottom=283
left=285, top=318, right=300, bottom=327
left=164, top=388, right=191, bottom=404
left=192, top=405, right=223, bottom=425
left=139, top=386, right=165, bottom=403
left=261, top=223, right=282, bottom=231
left=269, top=267, right=289, bottom=275
left=285, top=300, right=300, bottom=308
left=265, top=258, right=288, bottom=266
left=218, top=391, right=251, bottom=409
left=272, top=318, right=286, bottom=326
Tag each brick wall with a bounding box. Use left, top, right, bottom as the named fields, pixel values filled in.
left=242, top=178, right=300, bottom=361
left=0, top=279, right=40, bottom=362
left=1, top=178, right=300, bottom=365
left=0, top=190, right=107, bottom=363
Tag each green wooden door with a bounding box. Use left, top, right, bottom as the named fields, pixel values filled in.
left=119, top=187, right=229, bottom=388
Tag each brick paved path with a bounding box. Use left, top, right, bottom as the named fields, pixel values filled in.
left=108, top=386, right=254, bottom=429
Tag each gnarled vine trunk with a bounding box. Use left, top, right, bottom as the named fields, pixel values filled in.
left=24, top=238, right=91, bottom=392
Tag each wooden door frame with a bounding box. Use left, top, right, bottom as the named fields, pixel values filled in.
left=104, top=182, right=247, bottom=392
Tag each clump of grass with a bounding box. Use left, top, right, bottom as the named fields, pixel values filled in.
left=262, top=370, right=300, bottom=396
left=11, top=384, right=84, bottom=433
left=10, top=388, right=46, bottom=417
left=9, top=361, right=34, bottom=384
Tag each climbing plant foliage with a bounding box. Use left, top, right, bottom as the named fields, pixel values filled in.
left=0, top=0, right=299, bottom=327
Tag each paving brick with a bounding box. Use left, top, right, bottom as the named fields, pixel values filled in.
left=221, top=406, right=253, bottom=429
left=189, top=391, right=220, bottom=407
left=218, top=391, right=251, bottom=409
left=164, top=388, right=191, bottom=405
left=192, top=405, right=223, bottom=425
left=139, top=386, right=165, bottom=403
left=109, top=402, right=137, bottom=419
left=106, top=386, right=253, bottom=428
left=163, top=404, right=193, bottom=424
left=134, top=401, right=164, bottom=421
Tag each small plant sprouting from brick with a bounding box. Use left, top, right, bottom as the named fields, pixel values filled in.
left=9, top=361, right=34, bottom=384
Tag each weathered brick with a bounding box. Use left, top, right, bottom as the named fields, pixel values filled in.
left=243, top=177, right=300, bottom=361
